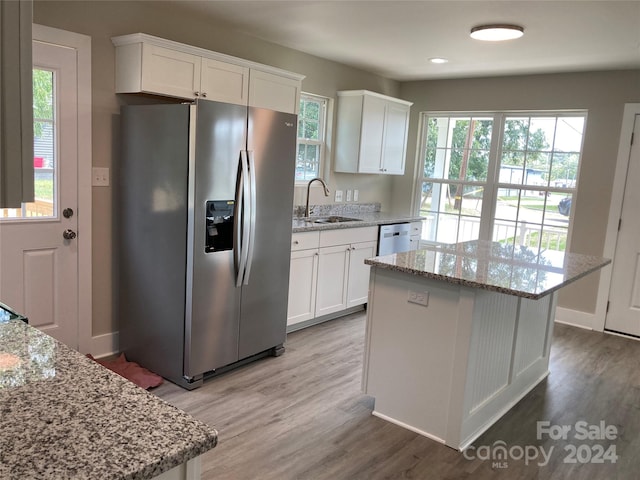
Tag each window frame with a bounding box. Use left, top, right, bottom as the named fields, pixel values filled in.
left=296, top=92, right=329, bottom=184
left=414, top=110, right=587, bottom=254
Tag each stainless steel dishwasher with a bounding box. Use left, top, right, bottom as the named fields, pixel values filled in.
left=378, top=223, right=411, bottom=255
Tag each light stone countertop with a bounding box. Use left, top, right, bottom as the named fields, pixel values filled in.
left=0, top=318, right=218, bottom=480
left=365, top=240, right=611, bottom=299
left=292, top=211, right=424, bottom=233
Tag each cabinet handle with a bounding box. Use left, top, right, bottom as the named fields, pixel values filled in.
left=293, top=240, right=299, bottom=245
left=194, top=91, right=200, bottom=97
left=314, top=252, right=319, bottom=256
left=202, top=92, right=207, bottom=98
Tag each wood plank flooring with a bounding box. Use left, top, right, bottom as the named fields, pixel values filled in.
left=153, top=313, right=640, bottom=479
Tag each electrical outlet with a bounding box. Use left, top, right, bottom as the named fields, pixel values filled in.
left=335, top=190, right=343, bottom=202
left=408, top=290, right=429, bottom=306
left=353, top=189, right=359, bottom=201
left=92, top=167, right=110, bottom=187
left=346, top=190, right=352, bottom=202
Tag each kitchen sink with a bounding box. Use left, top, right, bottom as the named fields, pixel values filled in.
left=308, top=216, right=362, bottom=224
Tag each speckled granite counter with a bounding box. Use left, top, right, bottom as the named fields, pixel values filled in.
left=365, top=240, right=610, bottom=299
left=292, top=211, right=423, bottom=233
left=0, top=319, right=218, bottom=480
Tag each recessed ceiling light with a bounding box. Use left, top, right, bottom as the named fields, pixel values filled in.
left=470, top=24, right=524, bottom=41
left=429, top=57, right=449, bottom=64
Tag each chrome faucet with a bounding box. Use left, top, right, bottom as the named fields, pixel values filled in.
left=305, top=177, right=330, bottom=217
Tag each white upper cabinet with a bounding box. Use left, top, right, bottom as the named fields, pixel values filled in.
left=335, top=90, right=412, bottom=175
left=112, top=34, right=303, bottom=113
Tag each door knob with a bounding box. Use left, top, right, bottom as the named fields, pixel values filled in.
left=63, top=208, right=74, bottom=218
left=63, top=229, right=77, bottom=240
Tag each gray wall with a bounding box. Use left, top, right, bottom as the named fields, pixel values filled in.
left=395, top=71, right=640, bottom=313
left=33, top=0, right=399, bottom=336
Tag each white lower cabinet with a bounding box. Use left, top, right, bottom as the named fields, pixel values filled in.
left=288, top=227, right=378, bottom=328
left=346, top=241, right=378, bottom=307
left=315, top=245, right=350, bottom=317
left=409, top=220, right=423, bottom=251
left=287, top=248, right=319, bottom=325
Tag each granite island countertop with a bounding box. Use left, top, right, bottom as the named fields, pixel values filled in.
left=365, top=240, right=610, bottom=299
left=0, top=318, right=218, bottom=480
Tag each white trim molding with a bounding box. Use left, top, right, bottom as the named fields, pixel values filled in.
left=593, top=103, right=640, bottom=332
left=91, top=331, right=119, bottom=359
left=33, top=24, right=93, bottom=353
left=554, top=306, right=595, bottom=330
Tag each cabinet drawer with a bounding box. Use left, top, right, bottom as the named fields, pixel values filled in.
left=291, top=231, right=320, bottom=251
left=319, top=226, right=378, bottom=247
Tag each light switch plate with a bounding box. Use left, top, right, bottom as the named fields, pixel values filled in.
left=346, top=190, right=352, bottom=202
left=335, top=190, right=343, bottom=202
left=92, top=167, right=110, bottom=187
left=353, top=189, right=359, bottom=201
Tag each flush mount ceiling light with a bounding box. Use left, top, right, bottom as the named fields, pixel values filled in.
left=429, top=57, right=449, bottom=64
left=470, top=24, right=524, bottom=41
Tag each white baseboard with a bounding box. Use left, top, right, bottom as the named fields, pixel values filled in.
left=91, top=331, right=120, bottom=359
left=554, top=307, right=595, bottom=330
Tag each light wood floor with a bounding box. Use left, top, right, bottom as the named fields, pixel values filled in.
left=153, top=312, right=640, bottom=479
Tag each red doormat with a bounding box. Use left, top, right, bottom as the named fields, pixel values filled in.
left=87, top=353, right=163, bottom=389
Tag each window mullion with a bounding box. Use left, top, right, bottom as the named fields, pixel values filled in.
left=477, top=113, right=502, bottom=241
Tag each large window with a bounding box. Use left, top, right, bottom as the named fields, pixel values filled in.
left=416, top=112, right=586, bottom=254
left=296, top=93, right=328, bottom=183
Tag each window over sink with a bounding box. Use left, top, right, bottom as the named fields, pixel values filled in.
left=415, top=111, right=586, bottom=255
left=296, top=93, right=328, bottom=184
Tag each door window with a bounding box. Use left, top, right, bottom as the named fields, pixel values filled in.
left=1, top=68, right=56, bottom=219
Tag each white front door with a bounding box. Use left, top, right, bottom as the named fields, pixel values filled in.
left=605, top=115, right=640, bottom=336
left=0, top=38, right=80, bottom=347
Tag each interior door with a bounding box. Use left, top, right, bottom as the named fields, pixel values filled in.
left=605, top=115, right=640, bottom=335
left=0, top=41, right=79, bottom=347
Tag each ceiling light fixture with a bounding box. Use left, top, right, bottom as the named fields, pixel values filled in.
left=429, top=57, right=449, bottom=64
left=470, top=24, right=524, bottom=41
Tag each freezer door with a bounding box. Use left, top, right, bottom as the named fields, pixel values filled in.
left=185, top=100, right=248, bottom=377
left=238, top=107, right=297, bottom=359
left=118, top=104, right=191, bottom=385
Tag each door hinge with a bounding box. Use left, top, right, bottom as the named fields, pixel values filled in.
left=618, top=218, right=622, bottom=231
left=631, top=132, right=635, bottom=146
left=606, top=300, right=610, bottom=313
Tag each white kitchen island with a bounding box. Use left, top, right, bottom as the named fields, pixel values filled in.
left=362, top=240, right=610, bottom=451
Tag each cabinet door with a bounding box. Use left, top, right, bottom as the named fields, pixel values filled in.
left=315, top=245, right=349, bottom=317
left=381, top=103, right=410, bottom=174
left=358, top=95, right=386, bottom=173
left=200, top=58, right=249, bottom=105
left=249, top=70, right=301, bottom=114
left=140, top=44, right=201, bottom=99
left=287, top=249, right=319, bottom=326
left=346, top=241, right=377, bottom=308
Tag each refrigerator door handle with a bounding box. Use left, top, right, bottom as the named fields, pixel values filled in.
left=243, top=150, right=257, bottom=285
left=236, top=150, right=251, bottom=287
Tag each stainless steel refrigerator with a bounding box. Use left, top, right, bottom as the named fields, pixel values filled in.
left=117, top=99, right=296, bottom=389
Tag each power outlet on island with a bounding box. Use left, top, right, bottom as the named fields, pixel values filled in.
left=408, top=290, right=429, bottom=306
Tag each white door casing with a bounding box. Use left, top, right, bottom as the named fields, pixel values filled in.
left=604, top=114, right=640, bottom=335
left=0, top=25, right=91, bottom=351
left=593, top=104, right=640, bottom=332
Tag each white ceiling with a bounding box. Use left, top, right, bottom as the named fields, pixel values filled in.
left=173, top=0, right=640, bottom=81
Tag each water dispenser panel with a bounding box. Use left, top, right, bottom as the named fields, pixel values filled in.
left=205, top=200, right=235, bottom=253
